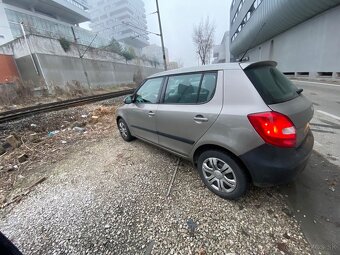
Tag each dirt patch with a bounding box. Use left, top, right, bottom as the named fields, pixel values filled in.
left=0, top=99, right=122, bottom=208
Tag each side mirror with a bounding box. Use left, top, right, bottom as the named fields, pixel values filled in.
left=124, top=95, right=133, bottom=104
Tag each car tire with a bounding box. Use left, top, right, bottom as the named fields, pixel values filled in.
left=197, top=150, right=249, bottom=200
left=117, top=118, right=134, bottom=142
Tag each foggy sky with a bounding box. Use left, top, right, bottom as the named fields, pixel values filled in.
left=81, top=0, right=232, bottom=67
left=144, top=0, right=232, bottom=67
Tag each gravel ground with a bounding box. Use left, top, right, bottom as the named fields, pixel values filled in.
left=0, top=131, right=312, bottom=254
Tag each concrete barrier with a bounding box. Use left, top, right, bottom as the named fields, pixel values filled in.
left=0, top=35, right=163, bottom=92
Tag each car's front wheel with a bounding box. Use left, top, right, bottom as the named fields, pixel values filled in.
left=117, top=118, right=134, bottom=142
left=197, top=150, right=249, bottom=200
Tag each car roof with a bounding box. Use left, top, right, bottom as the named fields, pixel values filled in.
left=147, top=61, right=277, bottom=78
left=240, top=60, right=277, bottom=70
left=148, top=62, right=242, bottom=78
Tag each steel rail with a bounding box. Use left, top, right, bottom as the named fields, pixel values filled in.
left=0, top=89, right=134, bottom=123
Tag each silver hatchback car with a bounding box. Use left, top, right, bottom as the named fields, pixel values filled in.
left=116, top=61, right=314, bottom=199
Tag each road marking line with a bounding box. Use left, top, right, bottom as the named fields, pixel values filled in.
left=317, top=110, right=340, bottom=121
left=314, top=141, right=323, bottom=147
left=293, top=80, right=340, bottom=88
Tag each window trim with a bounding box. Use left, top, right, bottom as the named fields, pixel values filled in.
left=159, top=71, right=218, bottom=105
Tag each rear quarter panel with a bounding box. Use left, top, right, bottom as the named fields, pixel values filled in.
left=191, top=68, right=270, bottom=159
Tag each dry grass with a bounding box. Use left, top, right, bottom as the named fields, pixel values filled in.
left=93, top=106, right=116, bottom=116
left=67, top=81, right=88, bottom=97
left=52, top=81, right=89, bottom=99
left=0, top=80, right=134, bottom=113
left=0, top=80, right=34, bottom=105
left=15, top=80, right=34, bottom=100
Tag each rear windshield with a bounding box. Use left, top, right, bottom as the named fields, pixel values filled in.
left=244, top=66, right=299, bottom=104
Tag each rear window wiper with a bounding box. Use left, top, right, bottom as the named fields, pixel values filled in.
left=296, top=88, right=303, bottom=94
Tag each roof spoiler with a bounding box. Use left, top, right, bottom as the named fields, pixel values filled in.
left=239, top=61, right=277, bottom=70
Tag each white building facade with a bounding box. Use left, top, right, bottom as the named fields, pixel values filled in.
left=230, top=0, right=340, bottom=79
left=213, top=31, right=230, bottom=63
left=89, top=0, right=148, bottom=49
left=0, top=0, right=98, bottom=46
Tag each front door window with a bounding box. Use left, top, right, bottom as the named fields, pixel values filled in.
left=135, top=78, right=163, bottom=104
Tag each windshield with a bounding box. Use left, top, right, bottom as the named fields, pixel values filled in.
left=244, top=66, right=299, bottom=104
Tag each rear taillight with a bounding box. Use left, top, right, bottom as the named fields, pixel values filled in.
left=247, top=111, right=296, bottom=148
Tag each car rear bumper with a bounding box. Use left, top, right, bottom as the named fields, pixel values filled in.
left=239, top=130, right=314, bottom=187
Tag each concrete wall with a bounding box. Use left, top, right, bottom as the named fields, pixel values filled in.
left=37, top=53, right=161, bottom=90
left=0, top=35, right=163, bottom=91
left=15, top=55, right=49, bottom=88
left=0, top=34, right=163, bottom=68
left=241, top=5, right=340, bottom=79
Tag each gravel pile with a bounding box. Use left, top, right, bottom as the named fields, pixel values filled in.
left=0, top=131, right=311, bottom=254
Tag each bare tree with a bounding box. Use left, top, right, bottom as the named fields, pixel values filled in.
left=192, top=17, right=215, bottom=65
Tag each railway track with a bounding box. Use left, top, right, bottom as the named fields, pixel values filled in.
left=0, top=89, right=134, bottom=124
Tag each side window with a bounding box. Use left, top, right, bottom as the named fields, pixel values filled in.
left=135, top=77, right=163, bottom=104
left=164, top=73, right=202, bottom=104
left=197, top=73, right=217, bottom=103
left=164, top=72, right=217, bottom=104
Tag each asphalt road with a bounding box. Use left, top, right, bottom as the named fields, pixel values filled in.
left=295, top=80, right=340, bottom=166
left=295, top=80, right=340, bottom=116
left=280, top=80, right=340, bottom=255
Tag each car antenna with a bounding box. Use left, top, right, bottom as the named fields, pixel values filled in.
left=239, top=22, right=266, bottom=62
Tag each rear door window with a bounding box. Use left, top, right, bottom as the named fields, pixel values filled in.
left=164, top=73, right=202, bottom=104
left=244, top=66, right=299, bottom=104
left=163, top=72, right=217, bottom=104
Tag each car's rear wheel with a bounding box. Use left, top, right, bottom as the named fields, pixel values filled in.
left=197, top=150, right=249, bottom=200
left=118, top=118, right=134, bottom=142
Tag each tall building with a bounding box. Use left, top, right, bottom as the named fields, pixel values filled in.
left=213, top=31, right=230, bottom=63
left=230, top=0, right=340, bottom=78
left=0, top=0, right=94, bottom=45
left=89, top=0, right=149, bottom=49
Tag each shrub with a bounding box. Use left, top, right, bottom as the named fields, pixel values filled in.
left=121, top=50, right=135, bottom=63
left=59, top=38, right=71, bottom=52
left=104, top=38, right=122, bottom=54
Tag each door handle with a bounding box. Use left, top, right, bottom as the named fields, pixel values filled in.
left=194, top=115, right=208, bottom=122
left=148, top=111, right=155, bottom=117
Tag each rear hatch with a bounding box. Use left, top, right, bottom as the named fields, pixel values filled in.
left=242, top=61, right=314, bottom=147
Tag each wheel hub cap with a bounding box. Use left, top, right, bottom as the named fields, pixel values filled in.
left=213, top=170, right=223, bottom=179
left=202, top=157, right=237, bottom=193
